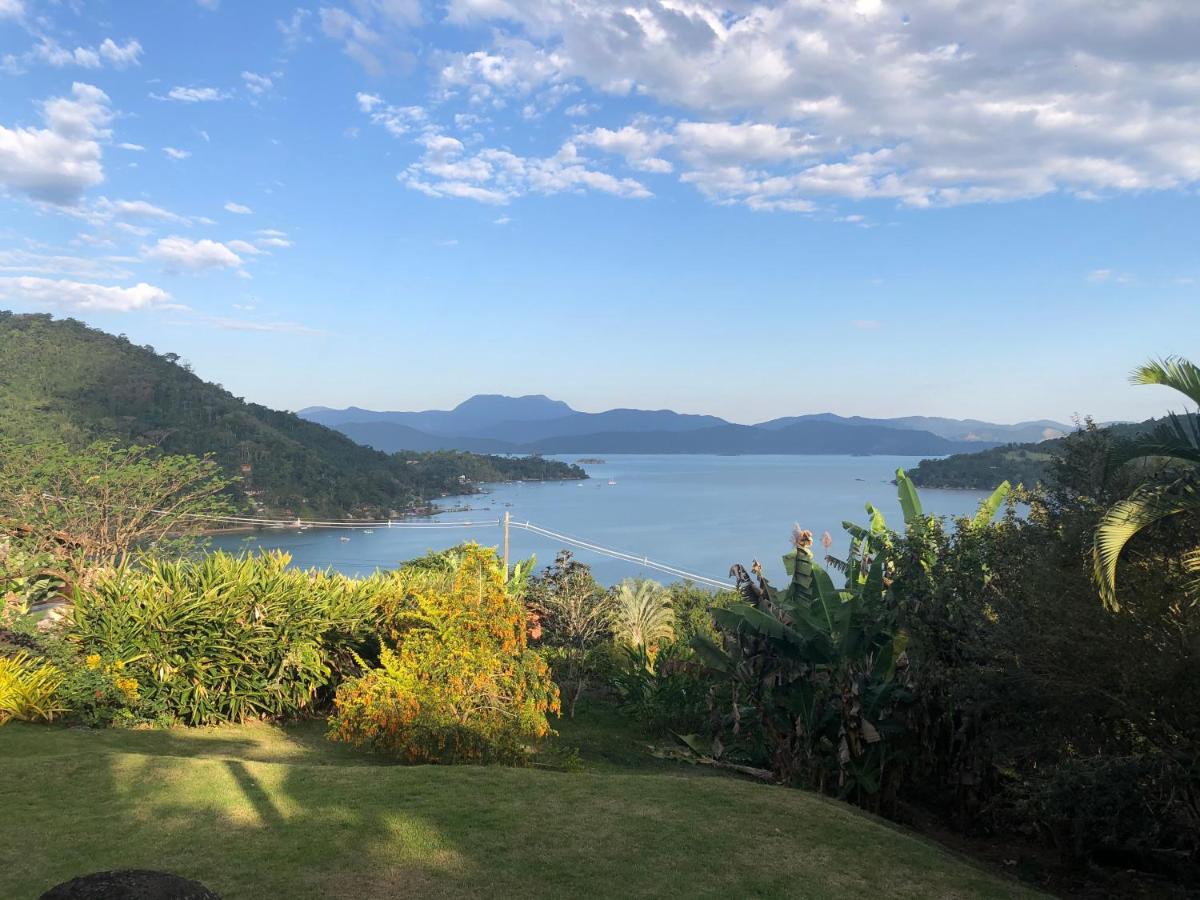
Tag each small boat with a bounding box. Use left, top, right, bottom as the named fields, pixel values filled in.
left=363, top=529, right=374, bottom=534
left=339, top=536, right=350, bottom=543
left=607, top=479, right=617, bottom=486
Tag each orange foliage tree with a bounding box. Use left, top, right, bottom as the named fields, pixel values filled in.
left=328, top=544, right=560, bottom=763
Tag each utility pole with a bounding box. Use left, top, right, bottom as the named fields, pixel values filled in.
left=502, top=510, right=510, bottom=576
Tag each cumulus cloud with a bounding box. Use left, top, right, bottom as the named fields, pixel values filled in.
left=0, top=82, right=111, bottom=205
left=0, top=0, right=24, bottom=19
left=224, top=201, right=253, bottom=215
left=144, top=236, right=243, bottom=272
left=163, top=147, right=191, bottom=160
left=429, top=0, right=1200, bottom=211
left=0, top=276, right=172, bottom=312
left=2, top=37, right=142, bottom=73
left=402, top=131, right=653, bottom=205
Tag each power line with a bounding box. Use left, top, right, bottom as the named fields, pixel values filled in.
left=39, top=493, right=731, bottom=589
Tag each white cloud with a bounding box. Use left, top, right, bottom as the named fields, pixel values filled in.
left=0, top=249, right=134, bottom=280
left=432, top=0, right=1200, bottom=210
left=0, top=276, right=172, bottom=312
left=96, top=197, right=191, bottom=224
left=226, top=239, right=264, bottom=255
left=279, top=9, right=312, bottom=49
left=577, top=123, right=673, bottom=173
left=196, top=315, right=325, bottom=335
left=0, top=0, right=24, bottom=19
left=224, top=202, right=253, bottom=215
left=163, top=147, right=191, bottom=160
left=118, top=142, right=144, bottom=151
left=163, top=86, right=228, bottom=103
left=493, top=215, right=511, bottom=225
left=99, top=39, right=143, bottom=67
left=257, top=236, right=293, bottom=248
left=0, top=82, right=111, bottom=205
left=3, top=37, right=141, bottom=73
left=144, top=236, right=243, bottom=272
left=402, top=132, right=652, bottom=205
left=242, top=71, right=273, bottom=96
left=356, top=93, right=425, bottom=136
left=1086, top=268, right=1135, bottom=284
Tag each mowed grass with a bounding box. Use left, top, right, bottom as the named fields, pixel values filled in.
left=0, top=712, right=1040, bottom=900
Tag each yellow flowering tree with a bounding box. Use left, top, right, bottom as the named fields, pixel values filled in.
left=329, top=544, right=560, bottom=763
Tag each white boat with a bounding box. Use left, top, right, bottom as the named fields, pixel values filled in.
left=363, top=529, right=374, bottom=534
left=607, top=479, right=617, bottom=486
left=339, top=536, right=350, bottom=543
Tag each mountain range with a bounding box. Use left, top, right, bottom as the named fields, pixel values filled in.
left=299, top=395, right=1071, bottom=457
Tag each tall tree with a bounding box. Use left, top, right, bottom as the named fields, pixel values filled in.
left=0, top=439, right=235, bottom=567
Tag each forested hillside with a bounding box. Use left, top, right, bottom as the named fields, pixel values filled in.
left=0, top=313, right=583, bottom=517
left=909, top=419, right=1152, bottom=488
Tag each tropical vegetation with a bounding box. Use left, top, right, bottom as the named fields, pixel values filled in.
left=3, top=355, right=1200, bottom=895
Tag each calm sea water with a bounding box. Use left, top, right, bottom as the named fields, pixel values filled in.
left=209, top=455, right=991, bottom=586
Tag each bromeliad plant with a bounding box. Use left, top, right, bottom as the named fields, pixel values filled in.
left=694, top=471, right=952, bottom=811
left=68, top=551, right=377, bottom=726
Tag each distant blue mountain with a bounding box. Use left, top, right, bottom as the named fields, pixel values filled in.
left=299, top=394, right=573, bottom=436
left=298, top=394, right=1029, bottom=456
left=755, top=413, right=1070, bottom=444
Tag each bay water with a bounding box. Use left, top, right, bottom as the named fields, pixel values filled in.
left=210, top=454, right=992, bottom=586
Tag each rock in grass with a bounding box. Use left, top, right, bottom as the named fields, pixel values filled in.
left=40, top=870, right=220, bottom=900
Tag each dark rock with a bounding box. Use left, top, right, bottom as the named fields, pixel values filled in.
left=40, top=870, right=221, bottom=900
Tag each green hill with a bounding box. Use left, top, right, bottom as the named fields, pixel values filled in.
left=0, top=312, right=583, bottom=517
left=908, top=420, right=1153, bottom=489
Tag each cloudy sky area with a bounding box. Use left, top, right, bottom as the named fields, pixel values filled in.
left=0, top=0, right=1197, bottom=422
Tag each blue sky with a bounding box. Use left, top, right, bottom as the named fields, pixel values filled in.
left=1, top=0, right=1197, bottom=425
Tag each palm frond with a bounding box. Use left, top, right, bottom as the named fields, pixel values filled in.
left=1113, top=414, right=1200, bottom=468
left=1131, top=356, right=1200, bottom=408
left=1094, top=480, right=1200, bottom=610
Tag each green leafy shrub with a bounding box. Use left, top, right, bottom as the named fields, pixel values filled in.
left=328, top=544, right=560, bottom=763
left=0, top=651, right=66, bottom=724
left=67, top=551, right=376, bottom=725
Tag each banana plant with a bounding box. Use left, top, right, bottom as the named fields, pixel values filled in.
left=696, top=480, right=921, bottom=809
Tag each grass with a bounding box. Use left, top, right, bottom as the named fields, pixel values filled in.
left=0, top=708, right=1041, bottom=900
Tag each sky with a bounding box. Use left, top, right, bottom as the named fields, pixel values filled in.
left=0, top=0, right=1197, bottom=426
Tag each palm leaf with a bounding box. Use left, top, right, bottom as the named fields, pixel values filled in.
left=1112, top=414, right=1200, bottom=468
left=1094, top=480, right=1200, bottom=610
left=1132, top=356, right=1200, bottom=408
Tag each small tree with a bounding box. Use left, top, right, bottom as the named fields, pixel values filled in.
left=0, top=439, right=235, bottom=568
left=527, top=550, right=611, bottom=717
left=611, top=578, right=673, bottom=653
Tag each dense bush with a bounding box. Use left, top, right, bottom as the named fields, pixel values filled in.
left=0, top=651, right=65, bottom=724
left=67, top=551, right=377, bottom=725
left=328, top=544, right=560, bottom=763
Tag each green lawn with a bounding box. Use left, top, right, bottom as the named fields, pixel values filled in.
left=0, top=711, right=1040, bottom=899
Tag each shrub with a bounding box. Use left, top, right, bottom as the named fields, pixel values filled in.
left=0, top=651, right=66, bottom=724
left=68, top=551, right=376, bottom=725
left=329, top=544, right=560, bottom=763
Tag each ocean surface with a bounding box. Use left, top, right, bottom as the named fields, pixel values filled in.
left=209, top=455, right=992, bottom=586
